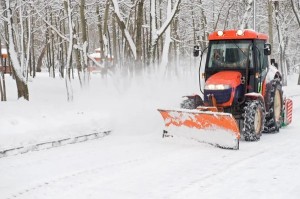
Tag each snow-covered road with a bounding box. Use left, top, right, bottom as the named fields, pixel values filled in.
left=1, top=73, right=300, bottom=199
left=1, top=94, right=299, bottom=199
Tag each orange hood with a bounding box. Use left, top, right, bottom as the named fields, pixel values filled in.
left=206, top=71, right=242, bottom=88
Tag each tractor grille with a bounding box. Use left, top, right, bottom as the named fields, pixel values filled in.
left=204, top=88, right=232, bottom=104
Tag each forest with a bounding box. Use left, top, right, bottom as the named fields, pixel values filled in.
left=0, top=0, right=300, bottom=101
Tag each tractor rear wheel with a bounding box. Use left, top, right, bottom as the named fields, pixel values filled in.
left=243, top=100, right=265, bottom=141
left=264, top=78, right=283, bottom=133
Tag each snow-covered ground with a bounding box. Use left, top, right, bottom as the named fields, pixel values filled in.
left=0, top=70, right=300, bottom=199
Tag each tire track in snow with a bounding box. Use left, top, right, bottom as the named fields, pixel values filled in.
left=165, top=95, right=300, bottom=198
left=166, top=149, right=267, bottom=198
left=168, top=135, right=300, bottom=199
left=6, top=158, right=142, bottom=199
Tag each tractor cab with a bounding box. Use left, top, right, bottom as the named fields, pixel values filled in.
left=198, top=30, right=271, bottom=108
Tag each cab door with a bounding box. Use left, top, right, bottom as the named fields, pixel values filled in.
left=254, top=40, right=268, bottom=94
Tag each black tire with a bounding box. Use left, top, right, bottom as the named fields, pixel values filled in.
left=264, top=78, right=283, bottom=133
left=243, top=100, right=265, bottom=141
left=180, top=95, right=203, bottom=109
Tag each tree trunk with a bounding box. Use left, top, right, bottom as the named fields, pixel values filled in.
left=0, top=74, right=4, bottom=101
left=51, top=12, right=55, bottom=78
left=223, top=3, right=234, bottom=30
left=0, top=37, right=6, bottom=101
left=96, top=6, right=105, bottom=60
left=136, top=0, right=144, bottom=71
left=268, top=1, right=274, bottom=55
left=112, top=15, right=118, bottom=66
left=74, top=20, right=83, bottom=86
left=173, top=15, right=180, bottom=72
left=80, top=0, right=88, bottom=84
left=240, top=0, right=253, bottom=29
left=14, top=69, right=29, bottom=100
left=214, top=1, right=227, bottom=31
left=103, top=0, right=110, bottom=62
left=36, top=45, right=48, bottom=72
left=199, top=0, right=208, bottom=50
left=274, top=1, right=287, bottom=86
left=191, top=8, right=196, bottom=45
left=143, top=7, right=148, bottom=66
left=111, top=0, right=137, bottom=60
left=290, top=0, right=300, bottom=85
left=31, top=30, right=36, bottom=77
left=4, top=0, right=29, bottom=100
left=103, top=0, right=110, bottom=35
left=107, top=26, right=113, bottom=67
left=161, top=0, right=172, bottom=70
left=290, top=0, right=300, bottom=27
left=64, top=0, right=74, bottom=101
left=149, top=0, right=181, bottom=64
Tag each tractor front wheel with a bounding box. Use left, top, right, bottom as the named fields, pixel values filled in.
left=243, top=100, right=265, bottom=141
left=180, top=95, right=203, bottom=109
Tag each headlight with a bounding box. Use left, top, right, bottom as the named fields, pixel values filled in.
left=205, top=84, right=231, bottom=90
left=217, top=30, right=224, bottom=36
left=236, top=29, right=244, bottom=36
left=205, top=84, right=216, bottom=90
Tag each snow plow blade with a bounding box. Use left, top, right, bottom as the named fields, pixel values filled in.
left=158, top=108, right=240, bottom=150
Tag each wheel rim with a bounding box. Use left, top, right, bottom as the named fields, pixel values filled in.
left=274, top=89, right=281, bottom=122
left=254, top=108, right=262, bottom=135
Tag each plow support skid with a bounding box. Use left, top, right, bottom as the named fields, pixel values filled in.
left=158, top=108, right=240, bottom=150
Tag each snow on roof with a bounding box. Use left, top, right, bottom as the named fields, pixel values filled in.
left=106, top=54, right=114, bottom=59
left=89, top=52, right=101, bottom=59
left=1, top=48, right=7, bottom=55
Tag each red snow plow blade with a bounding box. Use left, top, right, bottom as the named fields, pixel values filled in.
left=158, top=108, right=240, bottom=150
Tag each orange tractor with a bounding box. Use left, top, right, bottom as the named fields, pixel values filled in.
left=158, top=29, right=293, bottom=149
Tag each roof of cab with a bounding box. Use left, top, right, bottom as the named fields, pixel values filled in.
left=208, top=29, right=268, bottom=41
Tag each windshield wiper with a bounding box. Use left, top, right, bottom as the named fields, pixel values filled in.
left=230, top=40, right=249, bottom=58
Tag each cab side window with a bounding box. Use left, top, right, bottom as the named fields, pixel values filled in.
left=255, top=40, right=268, bottom=72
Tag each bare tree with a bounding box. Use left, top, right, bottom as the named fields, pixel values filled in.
left=290, top=0, right=300, bottom=85
left=2, top=0, right=29, bottom=100
left=149, top=0, right=181, bottom=64
left=136, top=0, right=144, bottom=71
left=240, top=0, right=254, bottom=29
left=274, top=1, right=288, bottom=86
left=110, top=0, right=137, bottom=60
left=160, top=0, right=172, bottom=69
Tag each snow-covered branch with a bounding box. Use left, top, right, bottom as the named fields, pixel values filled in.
left=160, top=0, right=172, bottom=68
left=151, top=0, right=181, bottom=46
left=240, top=0, right=253, bottom=30
left=110, top=0, right=137, bottom=60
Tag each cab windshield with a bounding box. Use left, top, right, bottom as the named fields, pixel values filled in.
left=207, top=40, right=253, bottom=68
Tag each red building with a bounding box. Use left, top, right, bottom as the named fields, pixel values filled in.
left=0, top=48, right=12, bottom=74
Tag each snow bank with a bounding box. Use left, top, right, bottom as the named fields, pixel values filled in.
left=0, top=74, right=112, bottom=150
left=0, top=67, right=198, bottom=151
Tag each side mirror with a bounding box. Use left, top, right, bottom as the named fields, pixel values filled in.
left=193, top=45, right=201, bottom=57
left=264, top=43, right=271, bottom=56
